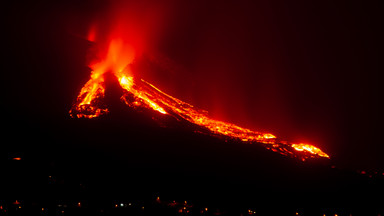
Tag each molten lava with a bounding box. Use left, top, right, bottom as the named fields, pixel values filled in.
left=69, top=39, right=329, bottom=161
left=291, top=144, right=329, bottom=158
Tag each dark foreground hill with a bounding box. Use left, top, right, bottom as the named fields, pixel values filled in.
left=1, top=108, right=383, bottom=215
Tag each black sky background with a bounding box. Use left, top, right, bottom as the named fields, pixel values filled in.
left=1, top=0, right=381, bottom=170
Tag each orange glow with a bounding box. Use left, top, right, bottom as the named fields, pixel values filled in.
left=70, top=38, right=134, bottom=118
left=70, top=32, right=330, bottom=160
left=291, top=144, right=329, bottom=158
left=12, top=157, right=22, bottom=161
left=118, top=75, right=167, bottom=114
left=136, top=79, right=278, bottom=144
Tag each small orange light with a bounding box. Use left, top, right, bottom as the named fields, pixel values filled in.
left=12, top=157, right=21, bottom=161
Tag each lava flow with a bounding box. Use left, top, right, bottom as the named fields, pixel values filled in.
left=69, top=39, right=329, bottom=161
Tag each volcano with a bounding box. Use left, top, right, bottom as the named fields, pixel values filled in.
left=68, top=40, right=329, bottom=162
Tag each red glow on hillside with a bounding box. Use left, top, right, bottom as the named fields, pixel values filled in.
left=69, top=40, right=329, bottom=160
left=69, top=1, right=329, bottom=161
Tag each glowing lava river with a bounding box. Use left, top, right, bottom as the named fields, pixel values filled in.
left=69, top=40, right=329, bottom=161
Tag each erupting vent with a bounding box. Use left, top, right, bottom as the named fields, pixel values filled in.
left=69, top=40, right=329, bottom=161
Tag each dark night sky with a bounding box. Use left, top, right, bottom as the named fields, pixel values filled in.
left=1, top=0, right=381, bottom=170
